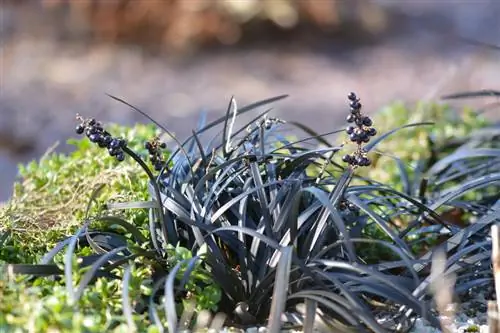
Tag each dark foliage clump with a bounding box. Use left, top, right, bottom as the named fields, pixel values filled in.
left=5, top=91, right=500, bottom=332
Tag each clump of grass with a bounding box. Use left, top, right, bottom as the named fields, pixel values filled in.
left=1, top=91, right=499, bottom=332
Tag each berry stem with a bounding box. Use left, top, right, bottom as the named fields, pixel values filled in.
left=122, top=146, right=178, bottom=246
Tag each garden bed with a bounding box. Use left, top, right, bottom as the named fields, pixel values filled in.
left=1, top=91, right=500, bottom=332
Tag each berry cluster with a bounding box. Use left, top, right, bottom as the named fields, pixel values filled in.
left=75, top=115, right=127, bottom=161
left=341, top=92, right=377, bottom=167
left=145, top=137, right=167, bottom=171
left=338, top=199, right=359, bottom=213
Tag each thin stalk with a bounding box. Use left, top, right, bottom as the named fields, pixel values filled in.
left=123, top=146, right=178, bottom=245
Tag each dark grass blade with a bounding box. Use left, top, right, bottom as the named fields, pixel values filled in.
left=432, top=159, right=499, bottom=187
left=65, top=221, right=91, bottom=304
left=202, top=108, right=274, bottom=158
left=413, top=201, right=500, bottom=275
left=313, top=238, right=420, bottom=287
left=149, top=276, right=167, bottom=332
left=303, top=299, right=317, bottom=333
left=349, top=185, right=449, bottom=236
left=270, top=129, right=344, bottom=154
left=248, top=161, right=273, bottom=236
left=3, top=264, right=62, bottom=276
left=304, top=169, right=356, bottom=259
left=164, top=257, right=201, bottom=332
left=185, top=111, right=207, bottom=155
left=288, top=291, right=374, bottom=333
left=202, top=254, right=246, bottom=303
left=168, top=95, right=288, bottom=163
left=317, top=260, right=426, bottom=313
left=363, top=122, right=435, bottom=153
left=83, top=229, right=129, bottom=257
left=346, top=194, right=414, bottom=257
left=267, top=246, right=293, bottom=333
left=190, top=129, right=207, bottom=166
left=85, top=225, right=111, bottom=255
left=204, top=95, right=288, bottom=136
left=222, top=96, right=237, bottom=156
left=74, top=246, right=128, bottom=301
left=193, top=155, right=255, bottom=196
left=106, top=93, right=194, bottom=173
left=286, top=121, right=335, bottom=148
left=164, top=263, right=181, bottom=332
left=122, top=264, right=137, bottom=331
left=38, top=232, right=130, bottom=265
left=210, top=180, right=285, bottom=224
left=94, top=215, right=148, bottom=244
left=147, top=208, right=162, bottom=254
left=429, top=173, right=500, bottom=210
left=200, top=163, right=247, bottom=219
left=41, top=237, right=73, bottom=264
left=426, top=148, right=500, bottom=176
left=441, top=90, right=500, bottom=100
left=311, top=270, right=381, bottom=324
left=84, top=183, right=107, bottom=220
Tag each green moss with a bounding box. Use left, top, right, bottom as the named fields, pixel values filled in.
left=0, top=123, right=159, bottom=264
left=465, top=324, right=480, bottom=332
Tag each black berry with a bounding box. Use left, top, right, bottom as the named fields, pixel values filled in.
left=346, top=126, right=354, bottom=134
left=347, top=114, right=356, bottom=123
left=159, top=142, right=167, bottom=149
left=145, top=142, right=152, bottom=151
left=76, top=124, right=85, bottom=135
left=89, top=133, right=101, bottom=143
left=356, top=156, right=370, bottom=166
left=102, top=135, right=112, bottom=146
left=362, top=117, right=372, bottom=126
left=116, top=152, right=125, bottom=162
left=109, top=139, right=120, bottom=149
left=88, top=118, right=96, bottom=126
left=367, top=128, right=377, bottom=136
left=347, top=92, right=357, bottom=101
left=342, top=154, right=352, bottom=163
left=108, top=147, right=120, bottom=156
left=350, top=101, right=361, bottom=111
left=154, top=161, right=163, bottom=171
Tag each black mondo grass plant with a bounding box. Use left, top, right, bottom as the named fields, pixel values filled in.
left=3, top=91, right=500, bottom=333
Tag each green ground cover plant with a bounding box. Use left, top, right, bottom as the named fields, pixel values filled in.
left=1, top=90, right=499, bottom=332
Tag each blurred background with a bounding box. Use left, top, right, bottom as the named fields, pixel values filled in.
left=1, top=0, right=499, bottom=202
